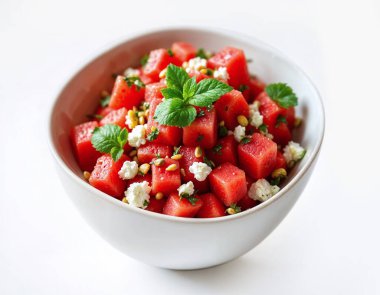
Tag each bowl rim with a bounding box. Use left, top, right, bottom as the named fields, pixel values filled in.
left=47, top=25, right=325, bottom=224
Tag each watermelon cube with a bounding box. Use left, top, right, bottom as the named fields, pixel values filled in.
left=125, top=173, right=152, bottom=188
left=146, top=196, right=166, bottom=214
left=171, top=42, right=196, bottom=63
left=215, top=90, right=249, bottom=130
left=145, top=82, right=165, bottom=103
left=196, top=193, right=226, bottom=218
left=151, top=158, right=181, bottom=195
left=206, top=134, right=238, bottom=166
left=109, top=75, right=145, bottom=110
left=248, top=77, right=266, bottom=102
left=208, top=47, right=250, bottom=88
left=71, top=121, right=102, bottom=171
left=237, top=133, right=277, bottom=179
left=268, top=122, right=292, bottom=146
left=209, top=162, right=247, bottom=206
left=146, top=98, right=182, bottom=146
left=137, top=143, right=172, bottom=164
left=143, top=49, right=173, bottom=82
left=100, top=107, right=128, bottom=128
left=163, top=193, right=203, bottom=217
left=89, top=154, right=128, bottom=199
left=183, top=108, right=217, bottom=149
left=178, top=146, right=209, bottom=193
left=95, top=106, right=113, bottom=118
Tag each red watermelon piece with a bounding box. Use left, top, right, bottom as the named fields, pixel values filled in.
left=100, top=107, right=128, bottom=128
left=163, top=193, right=203, bottom=217
left=248, top=77, right=266, bottom=102
left=137, top=143, right=172, bottom=164
left=109, top=75, right=145, bottom=110
left=237, top=133, right=277, bottom=179
left=143, top=49, right=173, bottom=82
left=275, top=151, right=287, bottom=170
left=171, top=42, right=196, bottom=63
left=89, top=154, right=128, bottom=199
left=70, top=121, right=102, bottom=171
left=206, top=134, right=238, bottom=166
left=151, top=158, right=181, bottom=195
left=196, top=193, right=226, bottom=218
left=209, top=162, right=247, bottom=206
left=145, top=82, right=165, bottom=103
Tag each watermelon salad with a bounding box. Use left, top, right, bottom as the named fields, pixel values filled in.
left=70, top=42, right=306, bottom=218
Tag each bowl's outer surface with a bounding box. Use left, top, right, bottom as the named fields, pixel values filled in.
left=49, top=27, right=324, bottom=270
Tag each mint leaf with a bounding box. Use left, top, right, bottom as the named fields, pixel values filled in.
left=161, top=88, right=183, bottom=100
left=91, top=124, right=128, bottom=162
left=212, top=144, right=222, bottom=155
left=154, top=98, right=197, bottom=127
left=165, top=64, right=190, bottom=92
left=140, top=54, right=149, bottom=66
left=167, top=49, right=174, bottom=57
left=265, top=83, right=298, bottom=108
left=189, top=79, right=232, bottom=107
left=147, top=128, right=159, bottom=141
left=124, top=76, right=145, bottom=91
left=183, top=77, right=197, bottom=100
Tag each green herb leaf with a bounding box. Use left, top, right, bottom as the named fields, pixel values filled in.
left=218, top=125, right=228, bottom=137
left=161, top=88, right=183, bottom=100
left=165, top=64, right=190, bottom=92
left=183, top=77, right=197, bottom=100
left=167, top=49, right=174, bottom=57
left=212, top=144, right=223, bottom=155
left=100, top=95, right=111, bottom=107
left=229, top=203, right=242, bottom=213
left=238, top=84, right=248, bottom=92
left=203, top=157, right=215, bottom=169
left=140, top=54, right=149, bottom=66
left=189, top=79, right=232, bottom=107
left=180, top=193, right=199, bottom=206
left=173, top=146, right=181, bottom=156
left=258, top=124, right=268, bottom=134
left=196, top=109, right=205, bottom=118
left=241, top=137, right=251, bottom=144
left=147, top=128, right=159, bottom=141
left=265, top=83, right=298, bottom=108
left=143, top=200, right=149, bottom=207
left=154, top=98, right=197, bottom=127
left=276, top=115, right=287, bottom=127
left=270, top=177, right=281, bottom=186
left=87, top=114, right=104, bottom=120
left=124, top=76, right=145, bottom=91
left=91, top=124, right=128, bottom=162
left=196, top=48, right=208, bottom=59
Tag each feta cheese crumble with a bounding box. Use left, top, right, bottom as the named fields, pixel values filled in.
left=177, top=181, right=195, bottom=196
left=249, top=101, right=263, bottom=128
left=183, top=57, right=207, bottom=73
left=123, top=67, right=140, bottom=78
left=118, top=160, right=138, bottom=180
left=233, top=125, right=246, bottom=142
left=189, top=162, right=212, bottom=181
left=213, top=67, right=229, bottom=81
left=248, top=179, right=280, bottom=202
left=125, top=181, right=151, bottom=209
left=283, top=141, right=306, bottom=166
left=128, top=125, right=146, bottom=148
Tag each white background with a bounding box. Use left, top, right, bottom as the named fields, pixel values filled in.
left=1, top=0, right=379, bottom=294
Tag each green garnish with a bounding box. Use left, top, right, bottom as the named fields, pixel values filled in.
left=276, top=115, right=287, bottom=127
left=180, top=193, right=199, bottom=206
left=218, top=125, right=228, bottom=137
left=203, top=157, right=215, bottom=169
left=143, top=200, right=149, bottom=207
left=212, top=144, right=222, bottom=155
left=196, top=134, right=204, bottom=142
left=167, top=49, right=174, bottom=57
left=124, top=76, right=145, bottom=91
left=147, top=128, right=159, bottom=141
left=265, top=83, right=298, bottom=108
left=227, top=203, right=242, bottom=214
left=258, top=124, right=268, bottom=134
left=270, top=177, right=281, bottom=186
left=91, top=124, right=128, bottom=162
left=241, top=137, right=251, bottom=144
left=100, top=95, right=111, bottom=107
left=238, top=84, right=249, bottom=92
left=173, top=146, right=181, bottom=156
left=196, top=48, right=209, bottom=59
left=196, top=109, right=205, bottom=118
left=87, top=114, right=104, bottom=120
left=155, top=64, right=232, bottom=127
left=140, top=54, right=149, bottom=66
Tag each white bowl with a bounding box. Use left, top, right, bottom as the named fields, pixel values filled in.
left=48, top=27, right=325, bottom=270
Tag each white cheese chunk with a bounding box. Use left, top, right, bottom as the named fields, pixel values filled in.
left=189, top=162, right=212, bottom=181
left=125, top=181, right=151, bottom=209
left=128, top=125, right=146, bottom=148
left=248, top=179, right=280, bottom=202
left=233, top=125, right=246, bottom=142
left=213, top=67, right=229, bottom=81
left=283, top=141, right=306, bottom=166
left=118, top=160, right=138, bottom=180
left=177, top=181, right=195, bottom=196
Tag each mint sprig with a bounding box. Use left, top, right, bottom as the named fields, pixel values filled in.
left=155, top=64, right=232, bottom=127
left=91, top=124, right=128, bottom=162
left=265, top=83, right=298, bottom=108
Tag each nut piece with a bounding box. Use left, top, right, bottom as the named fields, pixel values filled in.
left=219, top=121, right=225, bottom=126
left=139, top=163, right=151, bottom=175
left=237, top=115, right=249, bottom=127
left=180, top=168, right=186, bottom=177
left=159, top=68, right=167, bottom=79
left=154, top=158, right=165, bottom=166
left=271, top=168, right=287, bottom=179
left=200, top=68, right=208, bottom=74
left=155, top=192, right=164, bottom=200
left=83, top=171, right=91, bottom=180
left=127, top=110, right=138, bottom=129
left=226, top=207, right=236, bottom=215
left=294, top=117, right=302, bottom=128
left=166, top=164, right=178, bottom=171
left=122, top=197, right=128, bottom=204
left=171, top=154, right=182, bottom=160
left=139, top=116, right=145, bottom=125
left=194, top=146, right=203, bottom=158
